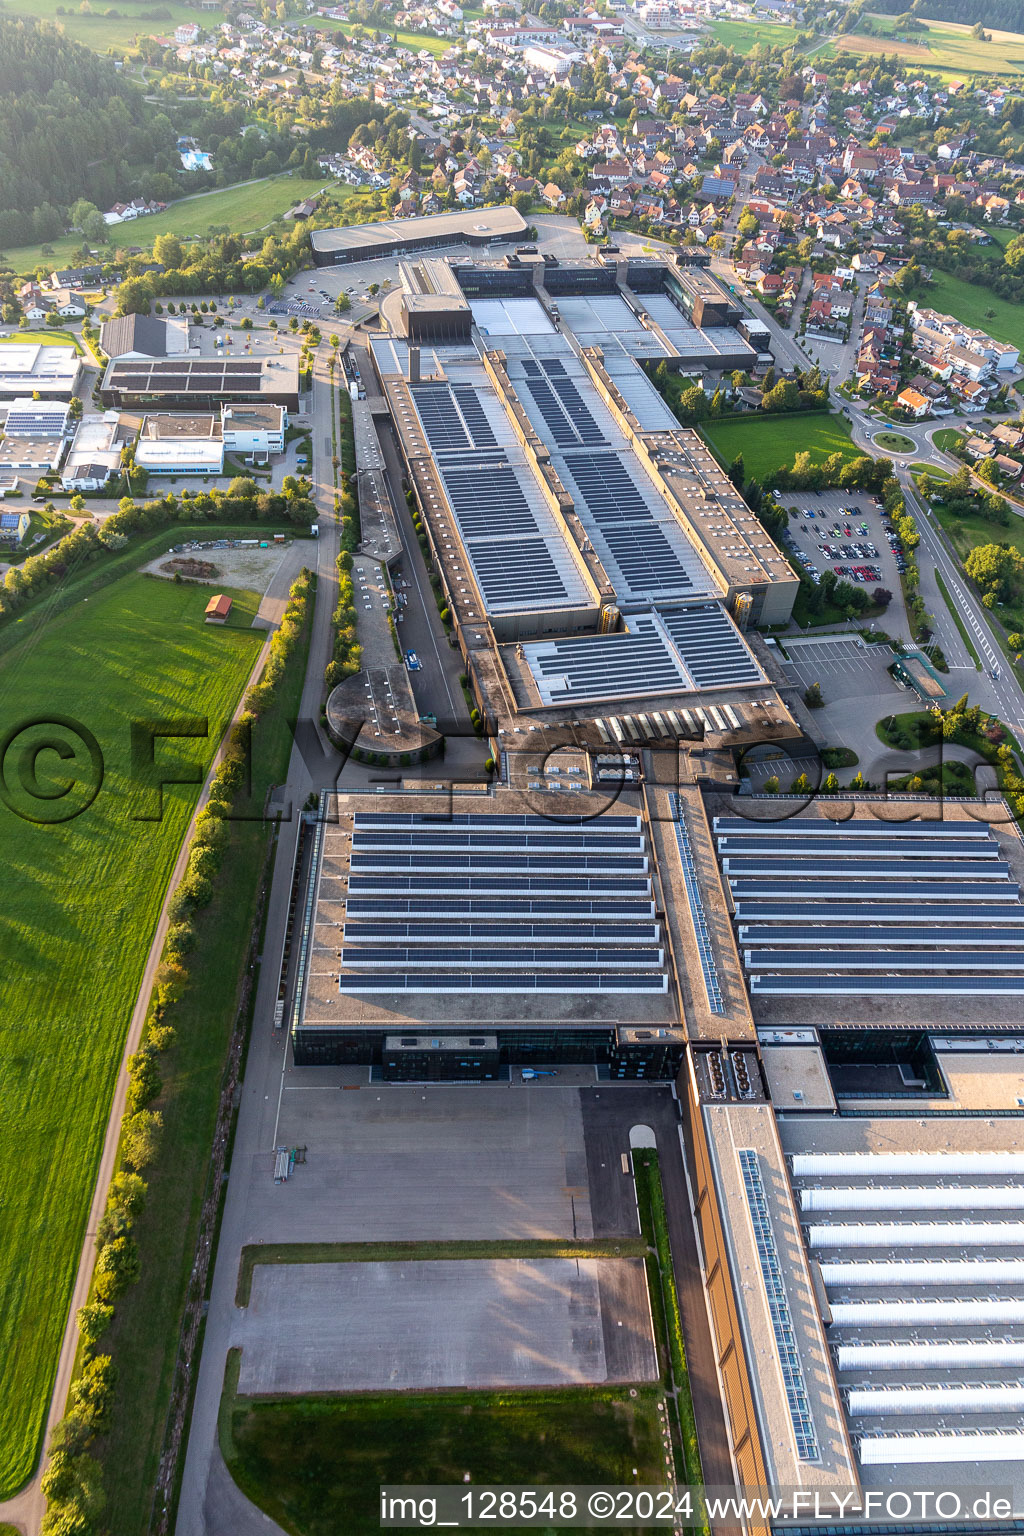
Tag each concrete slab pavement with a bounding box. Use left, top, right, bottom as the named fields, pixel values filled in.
left=233, top=1257, right=657, bottom=1393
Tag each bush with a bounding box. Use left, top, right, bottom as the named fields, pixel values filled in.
left=125, top=1043, right=162, bottom=1113
left=803, top=681, right=824, bottom=708
left=107, top=1170, right=147, bottom=1219
left=120, top=1108, right=162, bottom=1172
left=68, top=1355, right=118, bottom=1433
left=92, top=1236, right=140, bottom=1303
left=75, top=1303, right=115, bottom=1350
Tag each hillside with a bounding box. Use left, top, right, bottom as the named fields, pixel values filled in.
left=0, top=14, right=177, bottom=248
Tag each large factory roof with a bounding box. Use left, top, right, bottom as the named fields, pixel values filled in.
left=310, top=206, right=527, bottom=258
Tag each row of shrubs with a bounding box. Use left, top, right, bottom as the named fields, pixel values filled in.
left=324, top=546, right=363, bottom=691
left=40, top=570, right=315, bottom=1536
left=0, top=483, right=316, bottom=622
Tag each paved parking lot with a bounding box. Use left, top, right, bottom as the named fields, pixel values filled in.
left=253, top=1082, right=594, bottom=1244
left=234, top=1256, right=657, bottom=1393
left=783, top=635, right=900, bottom=702
left=779, top=489, right=904, bottom=597
left=780, top=635, right=911, bottom=772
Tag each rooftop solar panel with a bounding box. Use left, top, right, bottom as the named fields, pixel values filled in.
left=750, top=975, right=1024, bottom=994
left=745, top=948, right=1024, bottom=970
left=738, top=925, right=1024, bottom=947
left=343, top=920, right=661, bottom=942
left=728, top=880, right=1019, bottom=901
left=342, top=945, right=663, bottom=967
left=659, top=603, right=762, bottom=688
left=724, top=857, right=1010, bottom=880
left=718, top=837, right=998, bottom=859
left=732, top=902, right=1024, bottom=924
left=338, top=971, right=668, bottom=993
left=713, top=817, right=989, bottom=837
left=345, top=897, right=656, bottom=917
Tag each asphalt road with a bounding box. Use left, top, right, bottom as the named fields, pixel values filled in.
left=174, top=346, right=341, bottom=1536
left=580, top=1086, right=734, bottom=1489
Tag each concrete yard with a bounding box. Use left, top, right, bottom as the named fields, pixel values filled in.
left=233, top=1256, right=657, bottom=1394
left=258, top=1082, right=594, bottom=1243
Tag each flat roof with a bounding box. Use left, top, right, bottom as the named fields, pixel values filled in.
left=136, top=438, right=224, bottom=469
left=310, top=205, right=527, bottom=257
left=0, top=343, right=80, bottom=393
left=102, top=356, right=299, bottom=400
left=296, top=789, right=679, bottom=1033
left=779, top=1110, right=1024, bottom=1500
left=143, top=412, right=221, bottom=439
left=702, top=1100, right=858, bottom=1489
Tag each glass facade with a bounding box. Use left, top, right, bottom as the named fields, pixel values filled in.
left=292, top=1026, right=683, bottom=1078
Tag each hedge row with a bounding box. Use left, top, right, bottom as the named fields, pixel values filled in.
left=0, top=483, right=315, bottom=624
left=41, top=570, right=316, bottom=1536
left=324, top=546, right=362, bottom=691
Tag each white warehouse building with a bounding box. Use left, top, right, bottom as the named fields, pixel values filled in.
left=220, top=402, right=286, bottom=462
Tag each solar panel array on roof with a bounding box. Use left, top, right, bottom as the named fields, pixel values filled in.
left=521, top=607, right=761, bottom=706
left=338, top=813, right=669, bottom=996
left=520, top=357, right=606, bottom=447
left=788, top=1149, right=1024, bottom=1463
left=659, top=605, right=762, bottom=688
left=561, top=450, right=701, bottom=602
left=713, top=816, right=1024, bottom=996
left=739, top=1149, right=820, bottom=1460
left=431, top=444, right=593, bottom=618
left=522, top=619, right=689, bottom=706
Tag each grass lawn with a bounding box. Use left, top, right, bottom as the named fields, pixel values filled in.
left=705, top=17, right=799, bottom=51
left=932, top=428, right=965, bottom=455
left=933, top=500, right=1024, bottom=648
left=97, top=571, right=314, bottom=1535
left=701, top=411, right=857, bottom=483
left=0, top=330, right=83, bottom=352
left=2, top=0, right=208, bottom=51
left=221, top=1362, right=667, bottom=1536
left=874, top=431, right=915, bottom=453
left=0, top=570, right=265, bottom=1498
left=1, top=175, right=330, bottom=276
left=918, top=269, right=1023, bottom=347
left=314, top=16, right=451, bottom=55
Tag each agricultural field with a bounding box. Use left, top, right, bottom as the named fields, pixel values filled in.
left=0, top=570, right=264, bottom=1497
left=832, top=14, right=1024, bottom=76
left=701, top=411, right=858, bottom=483
left=2, top=173, right=336, bottom=277
left=0, top=0, right=205, bottom=52
left=704, top=17, right=800, bottom=51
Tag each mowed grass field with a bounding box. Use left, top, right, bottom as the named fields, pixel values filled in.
left=833, top=14, right=1024, bottom=75
left=2, top=174, right=332, bottom=276
left=705, top=17, right=800, bottom=51
left=314, top=16, right=451, bottom=56
left=701, top=411, right=858, bottom=482
left=916, top=269, right=1023, bottom=347
left=0, top=0, right=205, bottom=51
left=221, top=1369, right=667, bottom=1536
left=0, top=572, right=264, bottom=1497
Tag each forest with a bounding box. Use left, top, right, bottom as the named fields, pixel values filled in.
left=0, top=17, right=180, bottom=248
